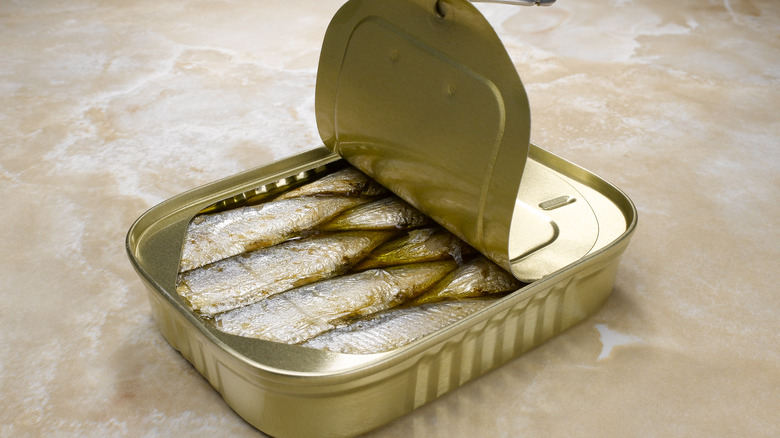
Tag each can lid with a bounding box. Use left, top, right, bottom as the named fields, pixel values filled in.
left=315, top=0, right=576, bottom=278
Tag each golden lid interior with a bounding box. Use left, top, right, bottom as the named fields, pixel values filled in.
left=316, top=0, right=533, bottom=271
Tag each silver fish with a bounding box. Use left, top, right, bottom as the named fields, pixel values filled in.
left=354, top=227, right=474, bottom=270
left=177, top=230, right=396, bottom=316
left=275, top=167, right=387, bottom=200
left=302, top=298, right=498, bottom=354
left=411, top=256, right=522, bottom=305
left=318, top=197, right=430, bottom=231
left=179, top=195, right=369, bottom=271
left=214, top=260, right=458, bottom=343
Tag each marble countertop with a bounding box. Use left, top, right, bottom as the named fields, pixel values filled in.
left=2, top=0, right=777, bottom=436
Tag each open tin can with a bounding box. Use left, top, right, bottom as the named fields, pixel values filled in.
left=126, top=0, right=637, bottom=436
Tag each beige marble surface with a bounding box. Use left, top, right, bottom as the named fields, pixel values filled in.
left=2, top=0, right=778, bottom=436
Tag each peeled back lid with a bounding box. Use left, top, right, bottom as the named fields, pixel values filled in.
left=316, top=0, right=542, bottom=273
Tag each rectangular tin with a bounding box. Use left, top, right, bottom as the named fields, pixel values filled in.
left=126, top=1, right=636, bottom=436
left=126, top=145, right=635, bottom=438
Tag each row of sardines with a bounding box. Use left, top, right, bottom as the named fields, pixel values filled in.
left=176, top=166, right=523, bottom=354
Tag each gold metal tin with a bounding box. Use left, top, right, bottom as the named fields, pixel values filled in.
left=126, top=1, right=636, bottom=436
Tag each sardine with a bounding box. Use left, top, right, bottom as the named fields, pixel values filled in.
left=353, top=228, right=474, bottom=270
left=177, top=230, right=396, bottom=315
left=302, top=298, right=498, bottom=354
left=411, top=256, right=522, bottom=305
left=214, top=260, right=458, bottom=343
left=179, top=195, right=369, bottom=271
left=275, top=167, right=387, bottom=200
left=318, top=197, right=431, bottom=231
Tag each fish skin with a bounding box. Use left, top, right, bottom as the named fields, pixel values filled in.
left=177, top=230, right=396, bottom=316
left=275, top=167, right=387, bottom=200
left=411, top=256, right=522, bottom=305
left=179, top=195, right=369, bottom=272
left=214, top=260, right=458, bottom=343
left=302, top=298, right=498, bottom=354
left=353, top=227, right=474, bottom=270
left=318, top=197, right=431, bottom=231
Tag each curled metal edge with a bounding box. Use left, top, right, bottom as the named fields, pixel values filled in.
left=469, top=0, right=556, bottom=6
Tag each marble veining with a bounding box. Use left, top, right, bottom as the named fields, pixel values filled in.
left=1, top=0, right=778, bottom=436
